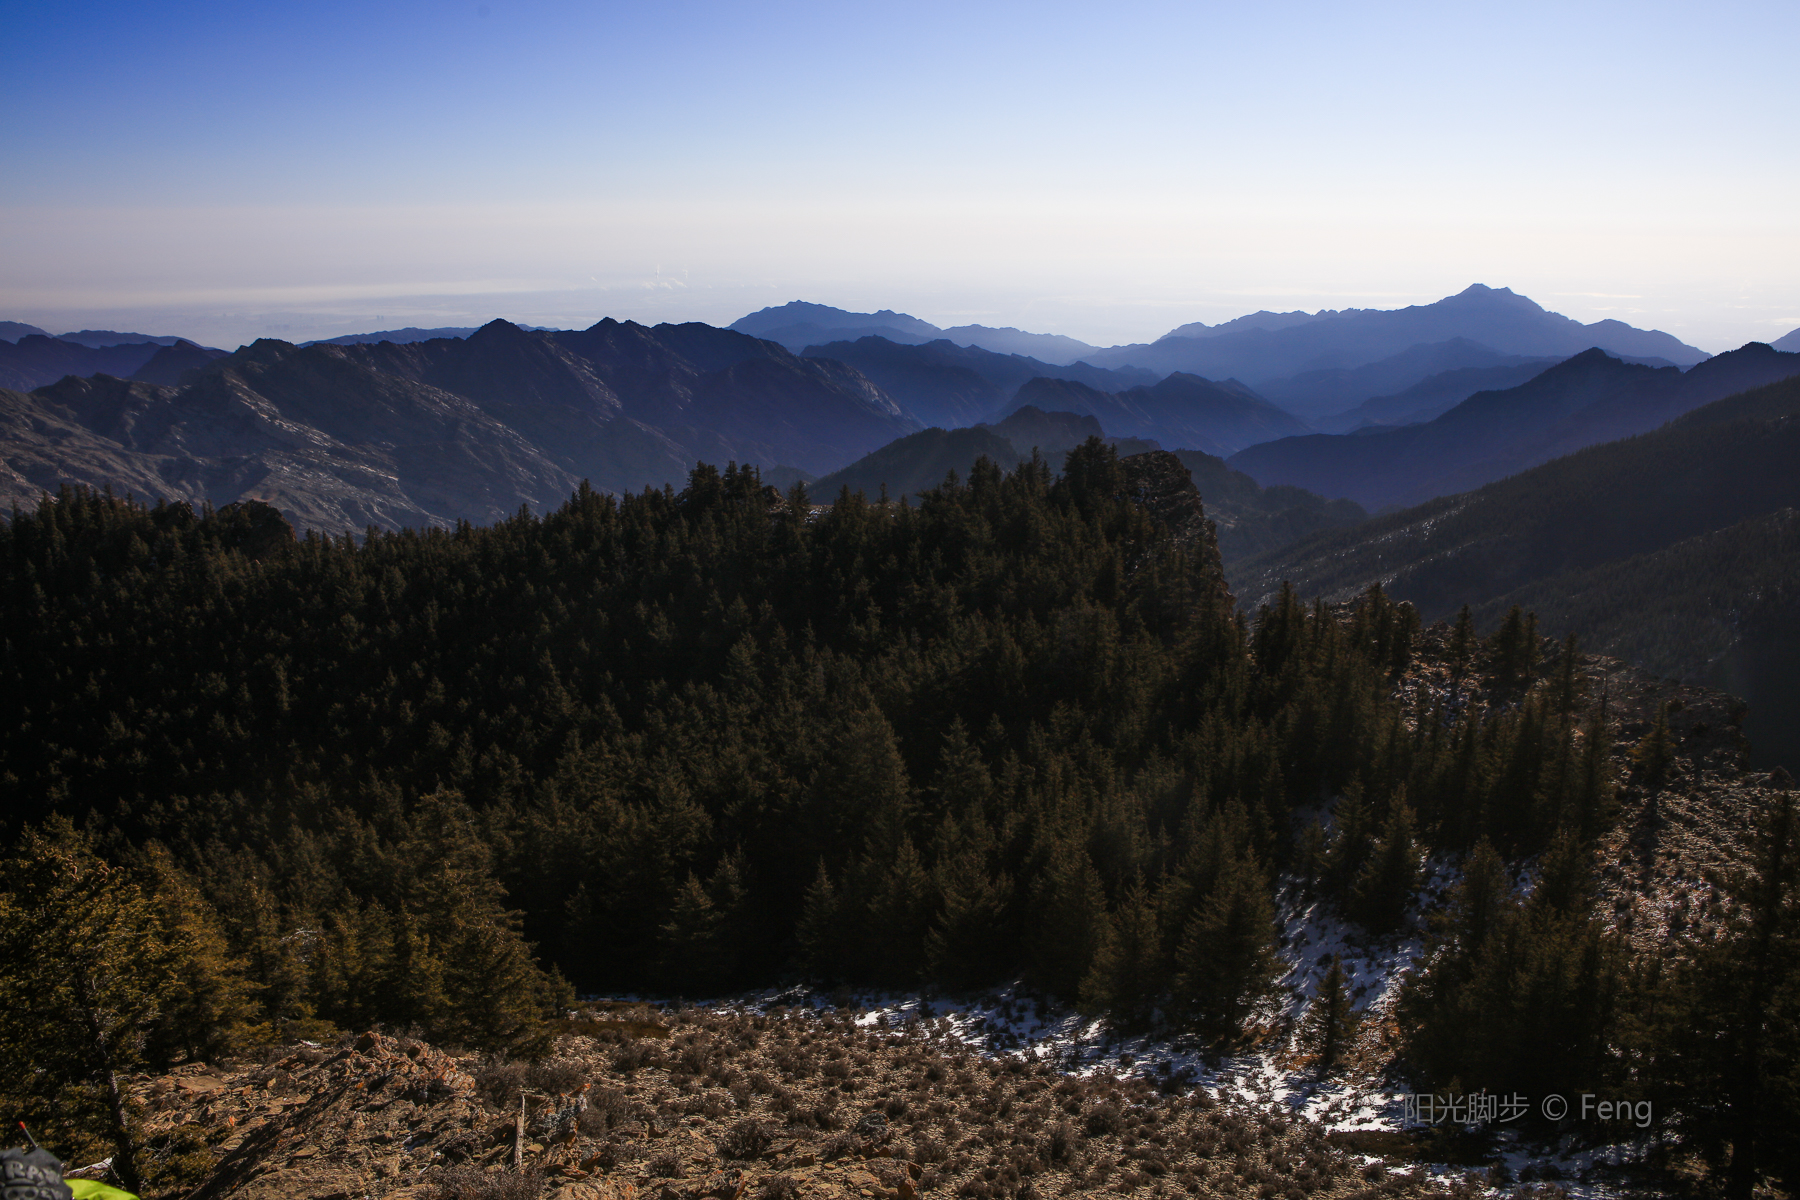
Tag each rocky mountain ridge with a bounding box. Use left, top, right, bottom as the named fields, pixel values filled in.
left=0, top=320, right=919, bottom=533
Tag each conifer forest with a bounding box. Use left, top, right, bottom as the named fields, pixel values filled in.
left=5, top=443, right=1800, bottom=1196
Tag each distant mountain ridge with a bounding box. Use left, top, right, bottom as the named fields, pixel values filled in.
left=1006, top=371, right=1311, bottom=457
left=733, top=301, right=1103, bottom=364
left=799, top=336, right=1156, bottom=429
left=55, top=329, right=194, bottom=348
left=0, top=319, right=918, bottom=533
left=307, top=325, right=558, bottom=346
left=1323, top=360, right=1567, bottom=431
left=1228, top=343, right=1800, bottom=511
left=1254, top=338, right=1563, bottom=424
left=809, top=405, right=1161, bottom=502
left=0, top=336, right=169, bottom=391
left=730, top=286, right=1711, bottom=427
left=0, top=333, right=230, bottom=392
left=1085, top=285, right=1708, bottom=382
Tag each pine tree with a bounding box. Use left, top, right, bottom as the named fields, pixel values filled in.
left=1553, top=632, right=1583, bottom=713
left=0, top=823, right=166, bottom=1191
left=1634, top=701, right=1676, bottom=792
left=140, top=846, right=264, bottom=1066
left=1530, top=827, right=1592, bottom=918
left=1352, top=799, right=1419, bottom=935
left=1080, top=878, right=1165, bottom=1030
left=658, top=872, right=725, bottom=994
left=1653, top=795, right=1800, bottom=1198
left=1322, top=779, right=1376, bottom=899
left=859, top=837, right=935, bottom=986
left=796, top=862, right=846, bottom=978
left=1170, top=857, right=1279, bottom=1038
left=1027, top=839, right=1108, bottom=998
left=1304, top=955, right=1358, bottom=1071
left=392, top=795, right=566, bottom=1053
left=1572, top=716, right=1619, bottom=840
left=1448, top=839, right=1508, bottom=955
left=925, top=812, right=1013, bottom=990
left=1449, top=605, right=1476, bottom=675
left=1487, top=605, right=1540, bottom=686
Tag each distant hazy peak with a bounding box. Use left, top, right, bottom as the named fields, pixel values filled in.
left=1157, top=285, right=1548, bottom=345
left=938, top=324, right=1098, bottom=363
left=1770, top=327, right=1800, bottom=353
left=55, top=329, right=191, bottom=348
left=1160, top=310, right=1323, bottom=341
left=1444, top=282, right=1538, bottom=308
left=1525, top=345, right=1656, bottom=381
left=730, top=301, right=941, bottom=339
left=0, top=321, right=52, bottom=343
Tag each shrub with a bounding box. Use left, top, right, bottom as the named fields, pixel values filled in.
left=472, top=1057, right=531, bottom=1109
left=718, top=1118, right=774, bottom=1160
left=431, top=1167, right=545, bottom=1200
left=756, top=1175, right=801, bottom=1200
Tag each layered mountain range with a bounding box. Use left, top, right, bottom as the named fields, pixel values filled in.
left=796, top=336, right=1156, bottom=428
left=1228, top=343, right=1800, bottom=511
left=1006, top=373, right=1309, bottom=457
left=0, top=320, right=919, bottom=530
left=731, top=301, right=1102, bottom=363
left=5, top=287, right=1791, bottom=544
left=0, top=333, right=227, bottom=391
left=735, top=285, right=1721, bottom=427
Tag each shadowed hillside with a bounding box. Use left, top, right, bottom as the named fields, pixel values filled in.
left=1229, top=343, right=1800, bottom=511
left=1234, top=373, right=1800, bottom=766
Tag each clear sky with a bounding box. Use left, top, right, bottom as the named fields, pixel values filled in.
left=3, top=0, right=1796, bottom=351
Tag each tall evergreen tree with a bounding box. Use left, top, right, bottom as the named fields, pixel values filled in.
left=1027, top=839, right=1108, bottom=998
left=1634, top=701, right=1676, bottom=793
left=1170, top=857, right=1279, bottom=1038
left=0, top=823, right=166, bottom=1191
left=1352, top=798, right=1420, bottom=934
left=1080, top=879, right=1165, bottom=1030
left=1304, top=955, right=1358, bottom=1071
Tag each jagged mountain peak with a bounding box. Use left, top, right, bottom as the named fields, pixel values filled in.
left=1447, top=282, right=1533, bottom=304
left=468, top=317, right=533, bottom=344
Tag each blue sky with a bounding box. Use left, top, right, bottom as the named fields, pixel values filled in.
left=3, top=0, right=1796, bottom=350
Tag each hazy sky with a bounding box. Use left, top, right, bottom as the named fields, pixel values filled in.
left=4, top=0, right=1796, bottom=351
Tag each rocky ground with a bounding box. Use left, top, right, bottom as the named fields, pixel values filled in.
left=133, top=1011, right=1488, bottom=1200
